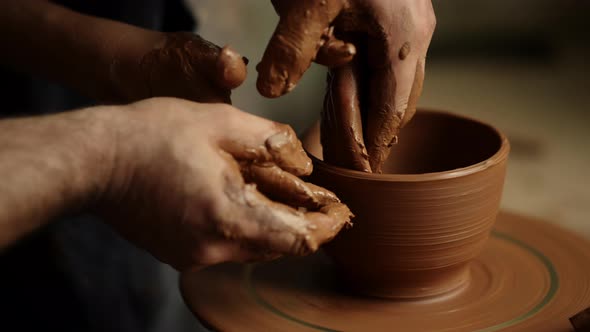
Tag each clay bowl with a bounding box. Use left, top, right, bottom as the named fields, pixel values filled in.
left=302, top=109, right=510, bottom=299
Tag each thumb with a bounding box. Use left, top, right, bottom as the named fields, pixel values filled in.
left=178, top=33, right=248, bottom=90
left=139, top=32, right=247, bottom=103
left=213, top=45, right=248, bottom=90
left=256, top=0, right=345, bottom=98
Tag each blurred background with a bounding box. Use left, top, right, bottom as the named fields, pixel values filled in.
left=188, top=0, right=590, bottom=237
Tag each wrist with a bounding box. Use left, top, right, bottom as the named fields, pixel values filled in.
left=0, top=106, right=119, bottom=247
left=58, top=106, right=121, bottom=214
left=83, top=102, right=152, bottom=217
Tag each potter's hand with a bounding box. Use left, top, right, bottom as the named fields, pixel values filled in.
left=257, top=0, right=436, bottom=172
left=99, top=98, right=352, bottom=271
left=0, top=1, right=246, bottom=105
left=110, top=32, right=247, bottom=104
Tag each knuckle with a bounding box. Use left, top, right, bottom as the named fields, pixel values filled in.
left=411, top=4, right=437, bottom=39
left=416, top=18, right=435, bottom=40
left=272, top=122, right=295, bottom=137
left=427, top=10, right=437, bottom=33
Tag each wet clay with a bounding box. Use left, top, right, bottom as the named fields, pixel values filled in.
left=306, top=110, right=510, bottom=298
left=257, top=0, right=435, bottom=172
left=315, top=26, right=357, bottom=68
left=242, top=164, right=340, bottom=209
left=180, top=212, right=590, bottom=332
left=571, top=307, right=590, bottom=332
left=256, top=0, right=349, bottom=97
left=321, top=61, right=371, bottom=172
left=221, top=128, right=353, bottom=256
left=140, top=32, right=248, bottom=103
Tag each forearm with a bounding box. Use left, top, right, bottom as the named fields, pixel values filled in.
left=0, top=0, right=164, bottom=101
left=0, top=107, right=115, bottom=249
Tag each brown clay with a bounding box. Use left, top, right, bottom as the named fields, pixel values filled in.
left=226, top=129, right=314, bottom=176
left=307, top=109, right=510, bottom=298
left=315, top=27, right=357, bottom=68
left=321, top=62, right=372, bottom=172
left=256, top=0, right=348, bottom=97
left=257, top=0, right=435, bottom=172
left=180, top=212, right=590, bottom=331
left=220, top=175, right=351, bottom=255
left=400, top=58, right=425, bottom=127
left=221, top=127, right=353, bottom=255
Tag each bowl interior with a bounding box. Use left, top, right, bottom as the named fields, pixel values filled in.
left=304, top=110, right=503, bottom=174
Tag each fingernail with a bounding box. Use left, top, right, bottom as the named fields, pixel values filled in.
left=216, top=45, right=247, bottom=89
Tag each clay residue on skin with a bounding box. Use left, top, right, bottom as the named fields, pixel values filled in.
left=318, top=2, right=415, bottom=173
left=140, top=32, right=248, bottom=103
left=242, top=164, right=339, bottom=209
left=321, top=62, right=371, bottom=172
left=315, top=26, right=357, bottom=68
left=401, top=59, right=424, bottom=127
left=237, top=163, right=352, bottom=254
left=362, top=17, right=402, bottom=172
left=220, top=126, right=353, bottom=256
left=256, top=0, right=349, bottom=97
left=265, top=130, right=313, bottom=176
left=257, top=0, right=435, bottom=173
left=220, top=124, right=312, bottom=176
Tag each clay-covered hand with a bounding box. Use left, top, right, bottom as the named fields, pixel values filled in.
left=0, top=1, right=247, bottom=104
left=109, top=31, right=247, bottom=104
left=257, top=0, right=436, bottom=172
left=98, top=98, right=352, bottom=271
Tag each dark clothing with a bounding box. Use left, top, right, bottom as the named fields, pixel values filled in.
left=0, top=1, right=202, bottom=331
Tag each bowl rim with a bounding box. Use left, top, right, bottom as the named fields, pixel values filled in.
left=306, top=108, right=511, bottom=182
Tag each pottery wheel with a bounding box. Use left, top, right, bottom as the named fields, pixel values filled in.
left=180, top=212, right=590, bottom=331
